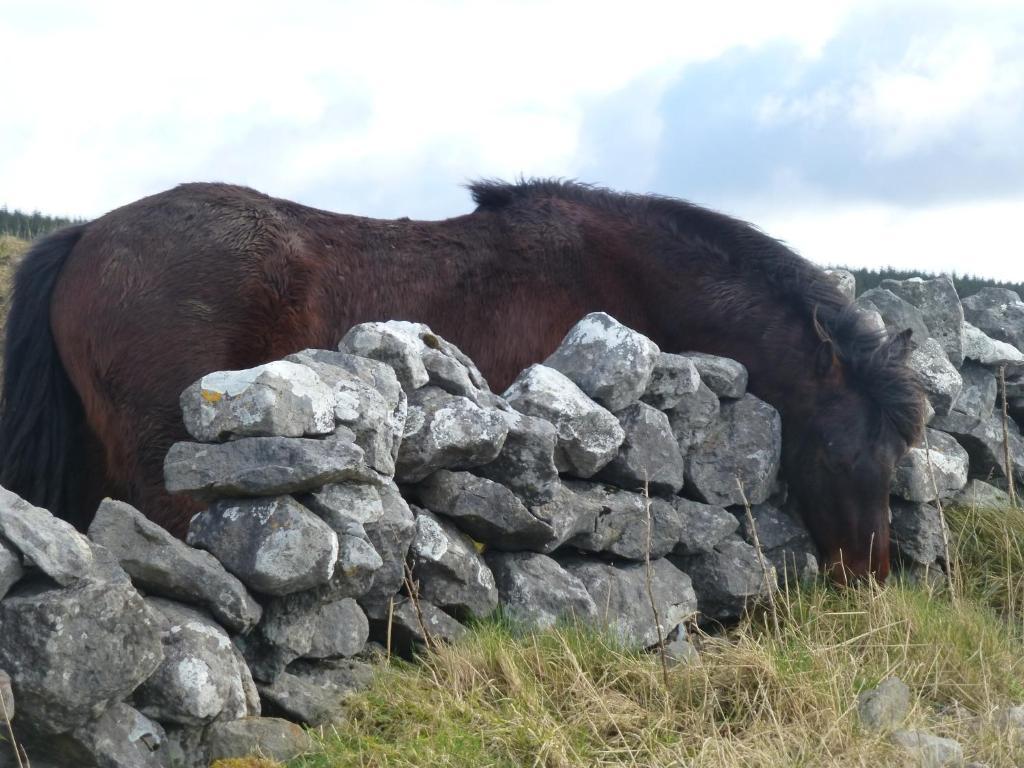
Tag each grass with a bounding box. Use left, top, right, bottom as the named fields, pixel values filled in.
left=0, top=235, right=26, bottom=370
left=241, top=499, right=1024, bottom=768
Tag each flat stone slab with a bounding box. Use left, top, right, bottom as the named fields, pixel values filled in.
left=679, top=352, right=747, bottom=399
left=485, top=551, right=597, bottom=630
left=88, top=498, right=262, bottom=633
left=0, top=485, right=98, bottom=587
left=165, top=429, right=377, bottom=500
left=180, top=360, right=336, bottom=442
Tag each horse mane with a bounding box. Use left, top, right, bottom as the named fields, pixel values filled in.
left=470, top=178, right=925, bottom=445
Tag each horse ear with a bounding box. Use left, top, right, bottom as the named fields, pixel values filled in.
left=816, top=340, right=838, bottom=378
left=886, top=328, right=914, bottom=361
left=812, top=305, right=831, bottom=343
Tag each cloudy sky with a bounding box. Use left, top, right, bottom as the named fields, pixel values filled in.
left=2, top=0, right=1021, bottom=281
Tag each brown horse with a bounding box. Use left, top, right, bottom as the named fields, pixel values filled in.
left=0, top=180, right=924, bottom=580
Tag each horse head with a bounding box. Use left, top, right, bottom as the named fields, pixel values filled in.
left=784, top=317, right=924, bottom=583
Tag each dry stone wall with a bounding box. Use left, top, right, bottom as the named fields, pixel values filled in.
left=1, top=275, right=1024, bottom=767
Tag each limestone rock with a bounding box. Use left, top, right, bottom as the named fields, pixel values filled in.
left=485, top=551, right=597, bottom=630
left=473, top=409, right=560, bottom=505
left=890, top=500, right=947, bottom=566
left=88, top=498, right=262, bottom=633
left=187, top=495, right=339, bottom=596
left=953, top=479, right=1011, bottom=509
left=180, top=360, right=335, bottom=442
left=0, top=669, right=12, bottom=721
left=889, top=730, right=964, bottom=767
left=676, top=536, right=774, bottom=622
left=596, top=402, right=685, bottom=496
left=665, top=381, right=720, bottom=456
left=165, top=428, right=378, bottom=500
left=338, top=320, right=430, bottom=392
left=881, top=276, right=965, bottom=367
left=963, top=322, right=1024, bottom=367
left=680, top=352, right=748, bottom=399
left=824, top=268, right=856, bottom=300
left=395, top=386, right=508, bottom=483
left=415, top=470, right=556, bottom=550
left=561, top=556, right=697, bottom=647
left=856, top=289, right=931, bottom=345
left=363, top=596, right=467, bottom=654
left=908, top=337, right=964, bottom=416
left=0, top=539, right=22, bottom=601
left=204, top=717, right=314, bottom=765
left=738, top=503, right=819, bottom=583
left=287, top=348, right=407, bottom=476
left=672, top=498, right=740, bottom=556
left=0, top=485, right=97, bottom=587
left=962, top=287, right=1024, bottom=352
left=892, top=429, right=969, bottom=503
left=409, top=508, right=498, bottom=620
left=503, top=364, right=624, bottom=477
left=135, top=598, right=258, bottom=727
left=544, top=312, right=660, bottom=412
left=857, top=676, right=911, bottom=732
left=306, top=598, right=369, bottom=659
left=684, top=394, right=782, bottom=507
left=641, top=352, right=701, bottom=411
left=0, top=577, right=163, bottom=733
left=257, top=659, right=372, bottom=726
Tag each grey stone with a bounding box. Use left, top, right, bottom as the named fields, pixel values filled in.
left=0, top=577, right=163, bottom=733
left=180, top=360, right=335, bottom=442
left=287, top=348, right=407, bottom=477
left=306, top=598, right=369, bottom=659
left=962, top=287, right=1024, bottom=352
left=161, top=725, right=206, bottom=768
left=338, top=320, right=430, bottom=391
left=641, top=352, right=701, bottom=411
left=39, top=703, right=169, bottom=768
left=963, top=322, right=1024, bottom=367
left=299, top=483, right=384, bottom=600
left=165, top=428, right=379, bottom=500
left=680, top=352, right=748, bottom=398
left=892, top=429, right=969, bottom=503
left=485, top=551, right=597, bottom=630
left=881, top=276, right=965, bottom=367
left=891, top=499, right=947, bottom=565
left=908, top=337, right=964, bottom=416
left=363, top=596, right=467, bottom=653
left=596, top=402, right=685, bottom=496
left=0, top=669, right=12, bottom=722
left=856, top=289, right=931, bottom=345
left=0, top=539, right=22, bottom=600
left=672, top=498, right=739, bottom=556
left=949, top=364, right=997, bottom=425
left=665, top=381, right=720, bottom=456
left=684, top=394, right=782, bottom=507
left=825, top=268, right=856, bottom=300
left=359, top=481, right=417, bottom=605
left=676, top=536, right=774, bottom=622
left=738, top=503, right=819, bottom=583
left=135, top=598, right=258, bottom=727
left=258, top=658, right=373, bottom=726
left=204, top=717, right=314, bottom=764
left=503, top=364, right=625, bottom=478
left=0, top=485, right=97, bottom=587
left=953, top=479, right=1011, bottom=509
left=889, top=730, right=964, bottom=767
left=473, top=409, right=560, bottom=505
left=931, top=407, right=1024, bottom=486
left=88, top=498, right=262, bottom=633
left=544, top=312, right=660, bottom=412
left=663, top=632, right=700, bottom=666
left=857, top=676, right=911, bottom=731
left=396, top=386, right=508, bottom=483
left=187, top=495, right=339, bottom=596
left=409, top=509, right=498, bottom=619
left=238, top=590, right=325, bottom=683
left=561, top=556, right=697, bottom=648
left=557, top=482, right=685, bottom=560
left=415, top=470, right=556, bottom=550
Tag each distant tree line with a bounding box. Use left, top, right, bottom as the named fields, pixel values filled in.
left=840, top=265, right=1024, bottom=301
left=0, top=206, right=87, bottom=240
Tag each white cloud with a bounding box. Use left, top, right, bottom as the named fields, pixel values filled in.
left=0, top=0, right=857, bottom=217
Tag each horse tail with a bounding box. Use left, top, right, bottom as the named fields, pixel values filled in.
left=0, top=224, right=89, bottom=524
